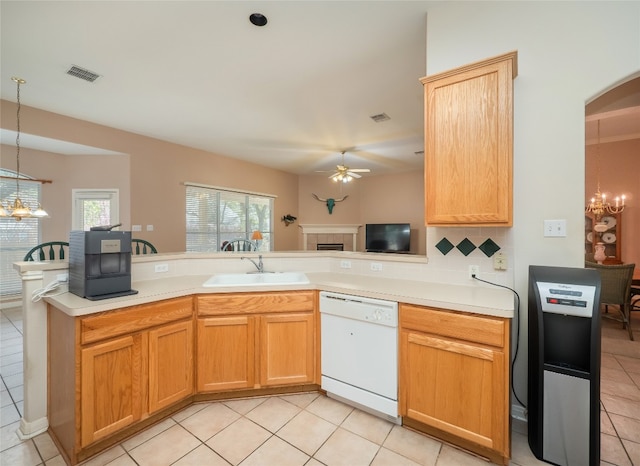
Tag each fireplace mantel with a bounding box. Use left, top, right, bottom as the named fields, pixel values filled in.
left=299, top=224, right=361, bottom=251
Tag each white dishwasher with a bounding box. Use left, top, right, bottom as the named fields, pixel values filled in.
left=320, top=291, right=400, bottom=423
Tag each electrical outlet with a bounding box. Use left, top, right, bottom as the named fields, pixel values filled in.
left=493, top=252, right=507, bottom=270
left=340, top=260, right=352, bottom=269
left=154, top=263, right=169, bottom=273
left=468, top=265, right=480, bottom=279
left=370, top=262, right=383, bottom=272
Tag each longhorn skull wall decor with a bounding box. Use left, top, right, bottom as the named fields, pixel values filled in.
left=312, top=193, right=348, bottom=214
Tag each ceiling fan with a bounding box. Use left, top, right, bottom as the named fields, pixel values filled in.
left=326, top=151, right=371, bottom=183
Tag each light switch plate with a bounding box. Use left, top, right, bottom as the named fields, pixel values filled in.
left=544, top=219, right=567, bottom=237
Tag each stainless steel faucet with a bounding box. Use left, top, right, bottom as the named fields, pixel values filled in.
left=241, top=255, right=263, bottom=273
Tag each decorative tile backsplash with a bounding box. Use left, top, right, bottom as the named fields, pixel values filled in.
left=436, top=236, right=501, bottom=257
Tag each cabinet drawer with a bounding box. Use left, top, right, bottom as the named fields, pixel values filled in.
left=197, top=291, right=314, bottom=316
left=81, top=297, right=193, bottom=345
left=400, top=303, right=505, bottom=348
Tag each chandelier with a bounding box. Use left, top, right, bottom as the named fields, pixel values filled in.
left=585, top=119, right=625, bottom=220
left=0, top=77, right=49, bottom=221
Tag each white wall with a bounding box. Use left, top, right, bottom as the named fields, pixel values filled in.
left=424, top=1, right=640, bottom=416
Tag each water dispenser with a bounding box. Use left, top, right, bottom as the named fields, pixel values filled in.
left=528, top=265, right=601, bottom=466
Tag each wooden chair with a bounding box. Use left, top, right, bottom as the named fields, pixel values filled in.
left=23, top=241, right=69, bottom=261
left=585, top=261, right=635, bottom=341
left=132, top=238, right=157, bottom=255
left=221, top=239, right=256, bottom=252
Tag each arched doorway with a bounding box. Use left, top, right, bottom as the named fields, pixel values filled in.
left=585, top=76, right=640, bottom=266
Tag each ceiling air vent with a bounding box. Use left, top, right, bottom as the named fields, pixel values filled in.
left=369, top=113, right=390, bottom=123
left=66, top=65, right=101, bottom=83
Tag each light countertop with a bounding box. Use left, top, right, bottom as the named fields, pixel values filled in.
left=45, top=272, right=515, bottom=319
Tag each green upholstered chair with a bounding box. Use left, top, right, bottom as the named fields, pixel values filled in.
left=132, top=238, right=157, bottom=255
left=23, top=241, right=69, bottom=261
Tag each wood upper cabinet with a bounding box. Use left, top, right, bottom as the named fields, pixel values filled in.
left=399, top=303, right=510, bottom=465
left=421, top=51, right=517, bottom=226
left=197, top=291, right=317, bottom=392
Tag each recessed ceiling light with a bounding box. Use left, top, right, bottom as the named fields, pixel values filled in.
left=370, top=113, right=390, bottom=123
left=249, top=13, right=268, bottom=27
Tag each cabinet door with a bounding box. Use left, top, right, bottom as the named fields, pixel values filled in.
left=81, top=334, right=142, bottom=447
left=259, top=312, right=315, bottom=387
left=197, top=316, right=256, bottom=391
left=421, top=52, right=516, bottom=226
left=148, top=320, right=194, bottom=413
left=400, top=330, right=507, bottom=453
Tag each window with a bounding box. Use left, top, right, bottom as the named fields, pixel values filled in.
left=0, top=169, right=42, bottom=296
left=72, top=189, right=119, bottom=230
left=186, top=184, right=273, bottom=252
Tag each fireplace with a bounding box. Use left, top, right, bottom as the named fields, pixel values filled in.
left=299, top=224, right=361, bottom=252
left=317, top=243, right=344, bottom=251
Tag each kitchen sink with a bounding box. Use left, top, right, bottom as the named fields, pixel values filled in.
left=202, top=271, right=310, bottom=287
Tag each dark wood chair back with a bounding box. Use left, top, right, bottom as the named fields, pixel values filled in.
left=23, top=241, right=69, bottom=261
left=132, top=238, right=158, bottom=255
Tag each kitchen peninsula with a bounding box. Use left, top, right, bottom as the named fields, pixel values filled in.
left=15, top=252, right=514, bottom=465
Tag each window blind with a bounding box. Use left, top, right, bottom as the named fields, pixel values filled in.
left=0, top=171, right=42, bottom=296
left=186, top=185, right=273, bottom=252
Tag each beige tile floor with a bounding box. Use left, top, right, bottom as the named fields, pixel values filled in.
left=1, top=306, right=639, bottom=466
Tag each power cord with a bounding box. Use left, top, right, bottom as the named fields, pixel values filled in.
left=31, top=277, right=68, bottom=302
left=472, top=274, right=527, bottom=410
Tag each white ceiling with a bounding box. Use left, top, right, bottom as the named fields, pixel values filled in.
left=0, top=1, right=430, bottom=177
left=2, top=2, right=637, bottom=177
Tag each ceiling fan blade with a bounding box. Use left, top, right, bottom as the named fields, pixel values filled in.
left=347, top=171, right=362, bottom=178
left=348, top=168, right=370, bottom=173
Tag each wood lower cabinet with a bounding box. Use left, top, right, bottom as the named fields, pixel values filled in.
left=260, top=312, right=315, bottom=386
left=148, top=320, right=194, bottom=413
left=399, top=303, right=510, bottom=465
left=196, top=291, right=317, bottom=392
left=81, top=334, right=143, bottom=447
left=48, top=296, right=194, bottom=464
left=197, top=315, right=256, bottom=391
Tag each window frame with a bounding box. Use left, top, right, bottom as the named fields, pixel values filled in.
left=72, top=189, right=119, bottom=231
left=185, top=183, right=275, bottom=252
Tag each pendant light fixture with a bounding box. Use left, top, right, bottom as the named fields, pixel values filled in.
left=0, top=77, right=49, bottom=221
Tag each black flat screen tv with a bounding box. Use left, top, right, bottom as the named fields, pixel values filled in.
left=365, top=223, right=410, bottom=253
